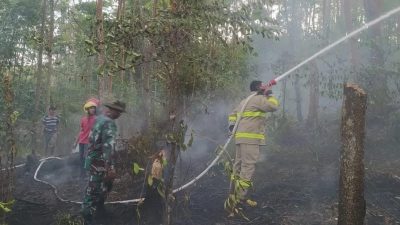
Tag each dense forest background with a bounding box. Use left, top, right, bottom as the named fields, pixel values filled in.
left=1, top=0, right=400, bottom=224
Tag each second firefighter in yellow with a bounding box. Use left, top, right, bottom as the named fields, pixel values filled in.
left=228, top=80, right=279, bottom=202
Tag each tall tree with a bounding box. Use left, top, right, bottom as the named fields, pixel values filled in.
left=32, top=0, right=47, bottom=155
left=141, top=1, right=153, bottom=134
left=46, top=0, right=55, bottom=107
left=307, top=0, right=332, bottom=128
left=342, top=0, right=360, bottom=68
left=96, top=0, right=107, bottom=100
left=397, top=15, right=400, bottom=45
left=288, top=0, right=303, bottom=122
left=363, top=0, right=388, bottom=109
left=117, top=0, right=125, bottom=20
left=2, top=71, right=16, bottom=202
left=163, top=2, right=181, bottom=224
left=363, top=0, right=384, bottom=67
left=307, top=62, right=319, bottom=128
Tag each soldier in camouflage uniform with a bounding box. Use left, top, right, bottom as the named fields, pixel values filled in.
left=81, top=100, right=126, bottom=225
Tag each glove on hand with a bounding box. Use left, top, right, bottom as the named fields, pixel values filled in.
left=104, top=180, right=113, bottom=192
left=264, top=90, right=273, bottom=96
left=104, top=168, right=117, bottom=181
left=229, top=125, right=234, bottom=132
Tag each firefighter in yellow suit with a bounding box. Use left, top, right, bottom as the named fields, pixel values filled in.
left=228, top=80, right=279, bottom=204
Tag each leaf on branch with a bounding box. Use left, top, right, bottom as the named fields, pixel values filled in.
left=147, top=175, right=154, bottom=186
left=132, top=162, right=144, bottom=175
left=157, top=185, right=166, bottom=199
left=0, top=200, right=14, bottom=213
left=187, top=131, right=194, bottom=147
left=84, top=39, right=93, bottom=45
left=162, top=158, right=168, bottom=167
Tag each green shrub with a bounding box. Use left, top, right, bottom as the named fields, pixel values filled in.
left=54, top=213, right=83, bottom=225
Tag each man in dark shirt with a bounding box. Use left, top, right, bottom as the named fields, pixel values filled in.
left=42, top=106, right=60, bottom=156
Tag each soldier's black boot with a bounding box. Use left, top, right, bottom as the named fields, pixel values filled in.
left=95, top=197, right=107, bottom=218
left=81, top=206, right=93, bottom=225
left=83, top=214, right=93, bottom=225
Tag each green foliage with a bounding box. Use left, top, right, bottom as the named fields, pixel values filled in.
left=132, top=162, right=144, bottom=175
left=222, top=160, right=250, bottom=220
left=157, top=182, right=166, bottom=199
left=9, top=111, right=20, bottom=125
left=54, top=212, right=83, bottom=225
left=0, top=0, right=40, bottom=68
left=165, top=121, right=189, bottom=150
left=1, top=0, right=275, bottom=162
left=99, top=0, right=276, bottom=111
left=0, top=200, right=14, bottom=215
left=0, top=199, right=14, bottom=225
left=126, top=135, right=153, bottom=168
left=147, top=175, right=154, bottom=186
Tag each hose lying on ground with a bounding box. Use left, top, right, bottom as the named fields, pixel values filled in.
left=33, top=157, right=145, bottom=204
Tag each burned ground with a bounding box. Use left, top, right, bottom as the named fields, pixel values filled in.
left=5, top=122, right=400, bottom=225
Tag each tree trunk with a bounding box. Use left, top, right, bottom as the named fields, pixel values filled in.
left=96, top=0, right=107, bottom=100
left=2, top=72, right=16, bottom=201
left=32, top=0, right=47, bottom=155
left=149, top=0, right=158, bottom=136
left=281, top=78, right=287, bottom=118
left=46, top=0, right=55, bottom=107
left=397, top=15, right=400, bottom=45
left=306, top=0, right=331, bottom=127
left=363, top=0, right=387, bottom=109
left=342, top=0, right=359, bottom=68
left=307, top=62, right=319, bottom=129
left=322, top=0, right=331, bottom=37
left=294, top=75, right=303, bottom=122
left=117, top=0, right=125, bottom=20
left=288, top=0, right=303, bottom=122
left=116, top=0, right=127, bottom=138
left=163, top=75, right=184, bottom=225
left=363, top=0, right=384, bottom=66
left=142, top=32, right=158, bottom=135
left=163, top=2, right=182, bottom=224
left=153, top=0, right=158, bottom=16
left=338, top=83, right=367, bottom=225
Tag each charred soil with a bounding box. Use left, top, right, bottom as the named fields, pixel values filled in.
left=5, top=125, right=400, bottom=225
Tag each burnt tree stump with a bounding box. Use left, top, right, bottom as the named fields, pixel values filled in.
left=338, top=83, right=367, bottom=225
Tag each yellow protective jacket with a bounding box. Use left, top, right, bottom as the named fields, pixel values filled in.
left=228, top=92, right=279, bottom=145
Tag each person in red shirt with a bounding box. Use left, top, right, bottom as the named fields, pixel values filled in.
left=74, top=100, right=98, bottom=177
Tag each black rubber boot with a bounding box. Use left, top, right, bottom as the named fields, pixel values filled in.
left=83, top=214, right=93, bottom=225
left=95, top=197, right=107, bottom=218
left=81, top=206, right=93, bottom=225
